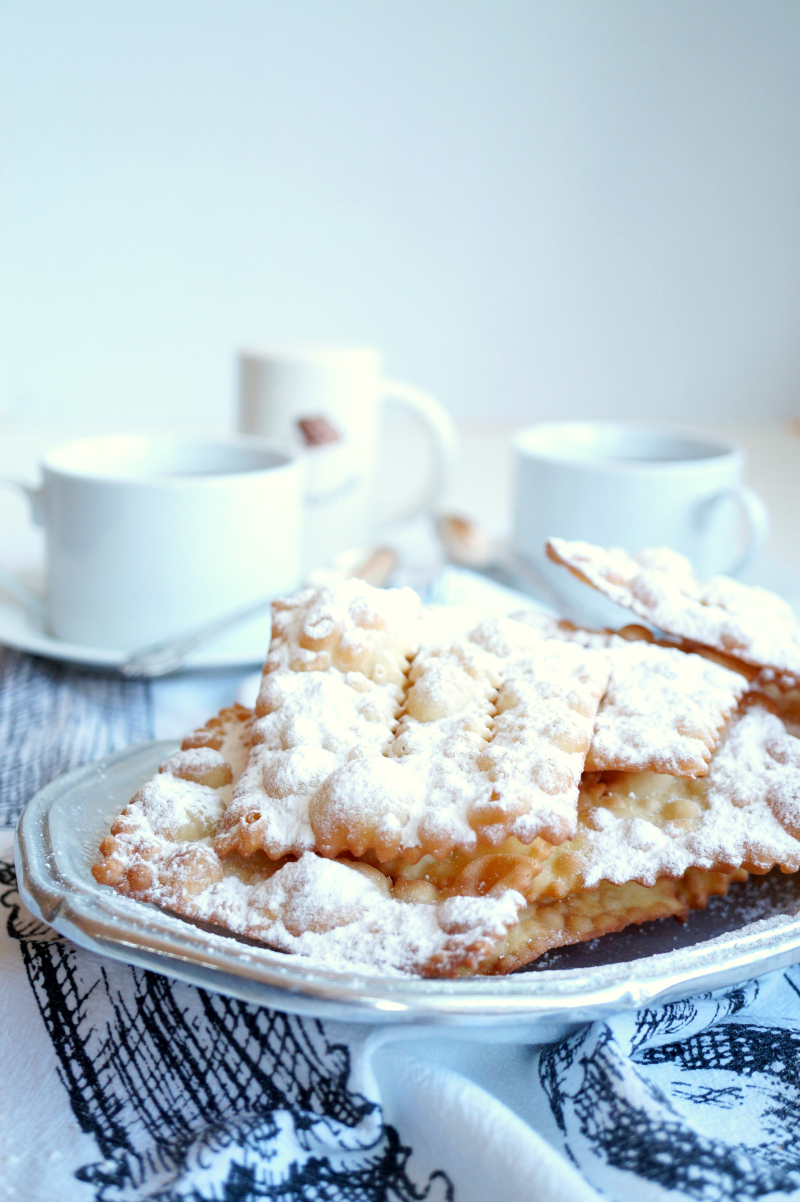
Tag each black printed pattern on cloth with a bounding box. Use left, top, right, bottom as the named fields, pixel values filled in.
left=0, top=858, right=453, bottom=1202
left=0, top=648, right=152, bottom=825
left=539, top=980, right=800, bottom=1200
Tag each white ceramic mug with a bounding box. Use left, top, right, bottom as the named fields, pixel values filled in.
left=238, top=345, right=457, bottom=570
left=0, top=434, right=305, bottom=650
left=513, top=422, right=770, bottom=623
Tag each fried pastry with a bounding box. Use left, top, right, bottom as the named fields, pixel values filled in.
left=93, top=704, right=526, bottom=976
left=477, top=867, right=748, bottom=975
left=552, top=695, right=800, bottom=890
left=92, top=705, right=752, bottom=978
left=215, top=581, right=423, bottom=859
left=375, top=691, right=800, bottom=916
left=91, top=555, right=800, bottom=979
left=217, top=586, right=610, bottom=862
left=546, top=537, right=800, bottom=678
left=92, top=704, right=254, bottom=895
left=513, top=611, right=748, bottom=776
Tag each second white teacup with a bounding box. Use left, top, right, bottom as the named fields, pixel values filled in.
left=0, top=434, right=305, bottom=650
left=513, top=422, right=770, bottom=623
left=238, top=345, right=457, bottom=571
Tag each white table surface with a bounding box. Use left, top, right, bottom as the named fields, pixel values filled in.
left=0, top=416, right=798, bottom=590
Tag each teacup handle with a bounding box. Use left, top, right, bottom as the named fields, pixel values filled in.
left=379, top=379, right=458, bottom=523
left=696, top=484, right=770, bottom=577
left=0, top=478, right=47, bottom=623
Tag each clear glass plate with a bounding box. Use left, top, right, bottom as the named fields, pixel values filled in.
left=14, top=741, right=800, bottom=1037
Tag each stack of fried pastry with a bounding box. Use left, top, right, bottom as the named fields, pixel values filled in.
left=93, top=538, right=800, bottom=978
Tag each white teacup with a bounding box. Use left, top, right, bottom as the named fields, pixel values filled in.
left=0, top=434, right=304, bottom=650
left=238, top=345, right=457, bottom=571
left=513, top=422, right=770, bottom=623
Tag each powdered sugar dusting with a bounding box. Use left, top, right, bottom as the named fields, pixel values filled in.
left=92, top=703, right=526, bottom=977
left=468, top=619, right=610, bottom=843
left=216, top=580, right=422, bottom=859
left=220, top=588, right=609, bottom=861
left=192, top=854, right=525, bottom=976
left=547, top=537, right=800, bottom=676
left=385, top=618, right=608, bottom=850
left=587, top=641, right=746, bottom=775
left=160, top=747, right=225, bottom=777
left=131, top=774, right=227, bottom=843
left=576, top=702, right=800, bottom=888
left=513, top=611, right=747, bottom=776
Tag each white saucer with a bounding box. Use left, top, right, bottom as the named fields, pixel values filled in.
left=0, top=587, right=272, bottom=672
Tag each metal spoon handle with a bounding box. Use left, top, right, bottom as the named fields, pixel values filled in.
left=119, top=595, right=274, bottom=678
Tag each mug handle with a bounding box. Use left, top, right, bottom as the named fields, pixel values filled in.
left=0, top=479, right=47, bottom=623
left=696, top=484, right=770, bottom=578
left=379, top=379, right=458, bottom=523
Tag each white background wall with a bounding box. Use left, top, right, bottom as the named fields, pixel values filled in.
left=1, top=0, right=799, bottom=431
